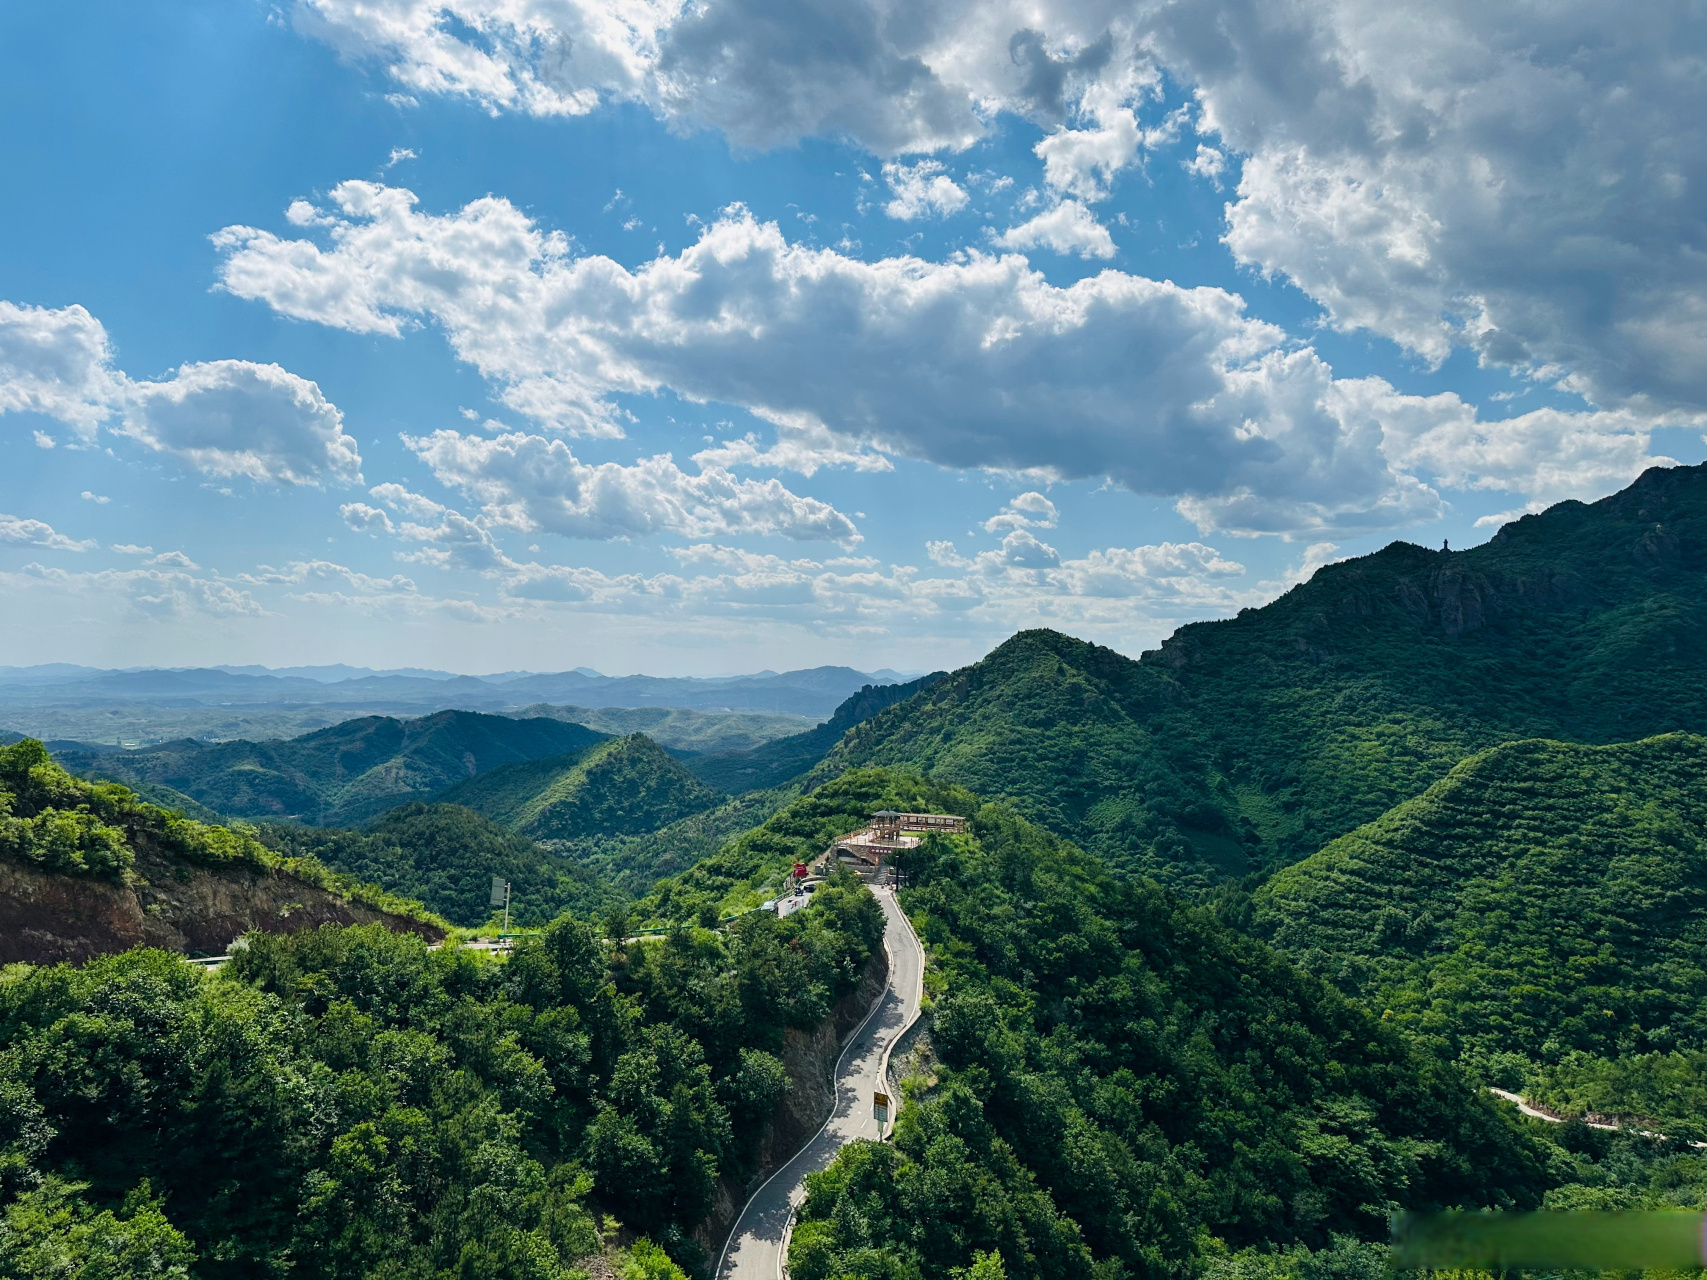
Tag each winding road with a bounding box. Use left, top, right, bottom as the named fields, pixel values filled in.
left=717, top=885, right=924, bottom=1280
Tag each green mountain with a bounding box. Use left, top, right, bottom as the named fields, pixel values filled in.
left=257, top=802, right=624, bottom=927
left=1251, top=733, right=1707, bottom=1066
left=633, top=769, right=1551, bottom=1279
left=0, top=738, right=441, bottom=963
left=687, top=672, right=945, bottom=793
left=637, top=768, right=977, bottom=924
left=817, top=464, right=1707, bottom=890
left=56, top=709, right=609, bottom=827
left=439, top=732, right=723, bottom=839
left=524, top=677, right=949, bottom=902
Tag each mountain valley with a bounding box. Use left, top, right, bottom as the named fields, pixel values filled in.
left=8, top=465, right=1707, bottom=1280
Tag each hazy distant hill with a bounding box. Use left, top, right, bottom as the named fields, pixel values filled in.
left=817, top=464, right=1707, bottom=889
left=0, top=662, right=899, bottom=745
left=508, top=703, right=813, bottom=754
left=439, top=733, right=723, bottom=840
left=1253, top=733, right=1707, bottom=1063
left=57, top=710, right=608, bottom=827
left=687, top=672, right=947, bottom=793
left=488, top=665, right=897, bottom=714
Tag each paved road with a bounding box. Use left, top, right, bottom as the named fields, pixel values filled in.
left=717, top=886, right=924, bottom=1280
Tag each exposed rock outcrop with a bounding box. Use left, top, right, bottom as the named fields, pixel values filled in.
left=0, top=839, right=441, bottom=965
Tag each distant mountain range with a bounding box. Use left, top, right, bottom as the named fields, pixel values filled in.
left=0, top=663, right=915, bottom=745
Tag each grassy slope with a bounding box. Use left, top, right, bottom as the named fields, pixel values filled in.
left=437, top=733, right=723, bottom=840
left=1251, top=733, right=1707, bottom=1065
left=817, top=464, right=1707, bottom=891
left=58, top=710, right=610, bottom=827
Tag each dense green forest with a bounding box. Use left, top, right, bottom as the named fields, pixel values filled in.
left=819, top=464, right=1707, bottom=890
left=1253, top=733, right=1707, bottom=1067
left=539, top=785, right=802, bottom=900
left=785, top=781, right=1550, bottom=1280
left=439, top=735, right=723, bottom=841
left=257, top=803, right=624, bottom=928
left=57, top=712, right=609, bottom=827
left=0, top=877, right=884, bottom=1277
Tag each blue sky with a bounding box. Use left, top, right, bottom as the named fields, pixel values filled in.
left=2, top=0, right=1702, bottom=675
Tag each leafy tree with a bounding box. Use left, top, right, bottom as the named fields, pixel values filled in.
left=0, top=1178, right=195, bottom=1280
left=0, top=872, right=885, bottom=1276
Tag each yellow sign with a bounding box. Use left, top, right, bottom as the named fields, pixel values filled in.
left=873, top=1091, right=890, bottom=1122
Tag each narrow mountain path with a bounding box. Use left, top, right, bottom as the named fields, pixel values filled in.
left=717, top=886, right=924, bottom=1280
left=1489, top=1087, right=1707, bottom=1148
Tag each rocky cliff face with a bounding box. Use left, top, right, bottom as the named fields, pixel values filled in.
left=692, top=946, right=890, bottom=1259
left=0, top=838, right=442, bottom=965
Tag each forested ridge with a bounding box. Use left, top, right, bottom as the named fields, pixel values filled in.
left=440, top=735, right=723, bottom=841
left=819, top=463, right=1707, bottom=890
left=257, top=803, right=625, bottom=928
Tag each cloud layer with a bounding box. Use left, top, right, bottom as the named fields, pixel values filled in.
left=292, top=0, right=1707, bottom=420
left=217, top=186, right=1685, bottom=538
left=0, top=302, right=363, bottom=485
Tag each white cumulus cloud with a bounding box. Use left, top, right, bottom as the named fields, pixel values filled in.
left=992, top=200, right=1116, bottom=259
left=881, top=160, right=969, bottom=220
left=121, top=360, right=363, bottom=486
left=0, top=514, right=95, bottom=552
left=285, top=0, right=1707, bottom=422
left=983, top=491, right=1058, bottom=532
left=215, top=186, right=1697, bottom=538
left=0, top=302, right=363, bottom=486
left=0, top=301, right=125, bottom=438
left=403, top=428, right=862, bottom=545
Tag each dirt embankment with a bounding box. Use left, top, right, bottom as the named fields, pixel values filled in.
left=0, top=839, right=441, bottom=965
left=692, top=947, right=890, bottom=1259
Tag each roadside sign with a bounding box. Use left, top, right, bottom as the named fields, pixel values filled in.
left=490, top=876, right=509, bottom=906
left=873, top=1091, right=890, bottom=1123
